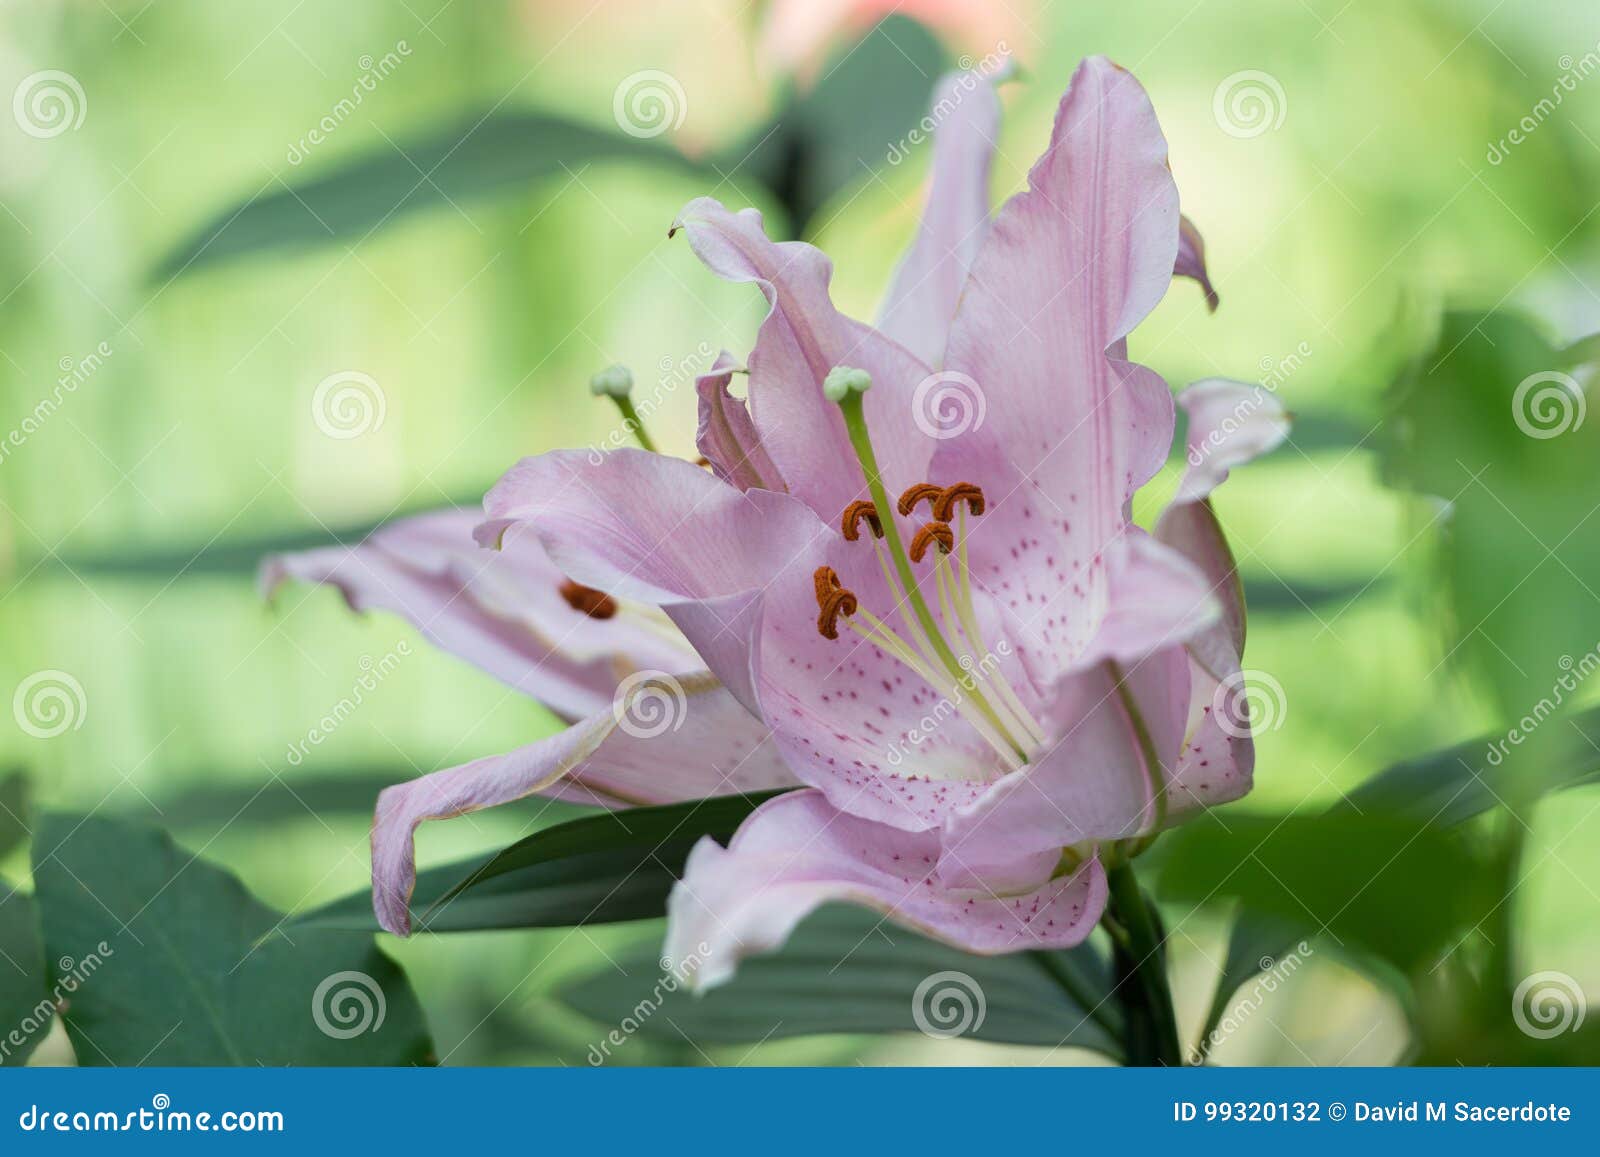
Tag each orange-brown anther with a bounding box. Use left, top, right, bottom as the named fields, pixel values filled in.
left=816, top=588, right=859, bottom=639
left=840, top=500, right=883, bottom=541
left=909, top=521, right=955, bottom=563
left=813, top=565, right=858, bottom=639
left=560, top=580, right=619, bottom=620
left=933, top=482, right=986, bottom=521
left=896, top=482, right=943, bottom=517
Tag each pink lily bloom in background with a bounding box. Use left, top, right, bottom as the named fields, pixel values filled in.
left=265, top=57, right=1286, bottom=987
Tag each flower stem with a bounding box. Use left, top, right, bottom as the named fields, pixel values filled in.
left=1104, top=860, right=1183, bottom=1066
left=611, top=396, right=659, bottom=453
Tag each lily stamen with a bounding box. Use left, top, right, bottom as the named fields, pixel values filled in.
left=840, top=500, right=884, bottom=542
left=812, top=566, right=859, bottom=640
left=909, top=521, right=954, bottom=563
left=932, top=482, right=985, bottom=521
left=560, top=579, right=619, bottom=620
left=896, top=483, right=943, bottom=517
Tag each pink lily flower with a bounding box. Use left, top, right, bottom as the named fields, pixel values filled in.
left=265, top=57, right=1286, bottom=987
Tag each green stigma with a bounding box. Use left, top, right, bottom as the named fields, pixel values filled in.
left=823, top=365, right=872, bottom=403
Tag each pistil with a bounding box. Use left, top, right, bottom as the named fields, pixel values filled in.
left=590, top=364, right=659, bottom=453
left=825, top=367, right=1027, bottom=761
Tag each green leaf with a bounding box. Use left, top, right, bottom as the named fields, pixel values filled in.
left=1344, top=701, right=1600, bottom=825
left=1380, top=309, right=1600, bottom=716
left=0, top=770, right=29, bottom=860
left=721, top=16, right=946, bottom=233
left=0, top=885, right=49, bottom=1067
left=559, top=906, right=1123, bottom=1058
left=1155, top=810, right=1492, bottom=974
left=293, top=791, right=787, bottom=933
left=1193, top=910, right=1308, bottom=1063
left=31, top=813, right=434, bottom=1065
left=155, top=115, right=715, bottom=278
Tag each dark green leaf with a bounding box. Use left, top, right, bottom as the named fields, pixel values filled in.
left=293, top=791, right=787, bottom=933
left=721, top=17, right=946, bottom=233
left=559, top=906, right=1122, bottom=1058
left=1344, top=702, right=1600, bottom=825
left=1155, top=810, right=1492, bottom=973
left=0, top=885, right=49, bottom=1067
left=155, top=115, right=715, bottom=278
left=0, top=770, right=29, bottom=860
left=32, top=813, right=434, bottom=1065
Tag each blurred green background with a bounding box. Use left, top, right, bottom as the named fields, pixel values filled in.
left=3, top=0, right=1599, bottom=1065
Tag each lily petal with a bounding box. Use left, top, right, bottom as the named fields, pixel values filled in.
left=671, top=197, right=936, bottom=519
left=479, top=448, right=825, bottom=717
left=664, top=789, right=1107, bottom=990
left=1154, top=497, right=1245, bottom=682
left=694, top=351, right=785, bottom=492
left=942, top=646, right=1192, bottom=867
left=261, top=508, right=697, bottom=722
left=1172, top=377, right=1290, bottom=504
left=932, top=57, right=1183, bottom=680
left=1175, top=214, right=1219, bottom=311
left=877, top=68, right=1001, bottom=366
left=372, top=672, right=795, bottom=935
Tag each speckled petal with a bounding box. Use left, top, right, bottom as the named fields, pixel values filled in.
left=663, top=789, right=1108, bottom=990
left=930, top=57, right=1184, bottom=683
